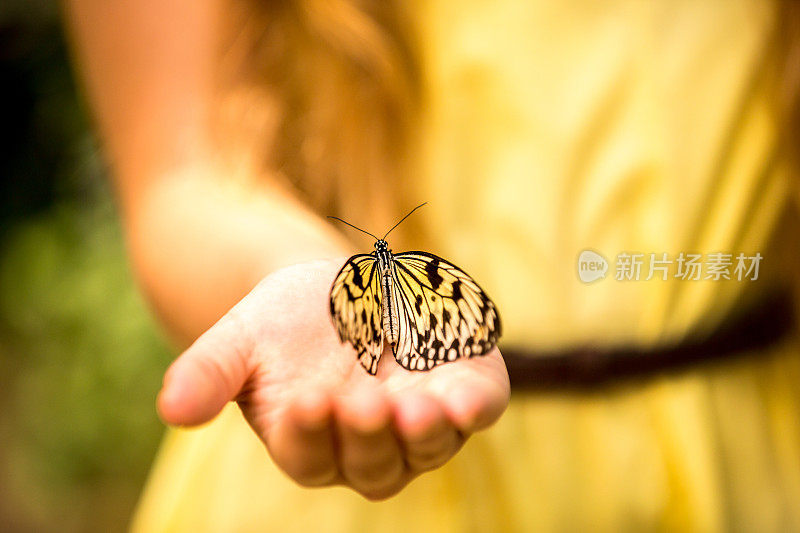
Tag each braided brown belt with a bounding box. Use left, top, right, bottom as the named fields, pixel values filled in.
left=502, top=291, right=796, bottom=390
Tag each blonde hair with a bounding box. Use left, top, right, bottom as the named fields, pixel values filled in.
left=214, top=0, right=419, bottom=240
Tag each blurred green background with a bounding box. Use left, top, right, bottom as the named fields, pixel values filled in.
left=0, top=2, right=172, bottom=531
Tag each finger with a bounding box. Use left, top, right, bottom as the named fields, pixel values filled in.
left=437, top=350, right=510, bottom=434
left=158, top=311, right=254, bottom=426
left=267, top=390, right=340, bottom=487
left=393, top=393, right=462, bottom=472
left=335, top=386, right=407, bottom=500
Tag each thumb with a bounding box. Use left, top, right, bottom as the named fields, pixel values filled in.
left=158, top=312, right=254, bottom=426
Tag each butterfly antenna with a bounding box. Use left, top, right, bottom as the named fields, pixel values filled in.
left=327, top=216, right=380, bottom=241
left=382, top=202, right=428, bottom=240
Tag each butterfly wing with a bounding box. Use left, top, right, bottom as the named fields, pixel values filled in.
left=330, top=254, right=384, bottom=374
left=390, top=252, right=501, bottom=371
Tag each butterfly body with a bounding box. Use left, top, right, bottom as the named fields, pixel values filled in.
left=330, top=236, right=502, bottom=375
left=376, top=242, right=401, bottom=346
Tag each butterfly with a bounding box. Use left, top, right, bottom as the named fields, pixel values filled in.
left=328, top=203, right=502, bottom=375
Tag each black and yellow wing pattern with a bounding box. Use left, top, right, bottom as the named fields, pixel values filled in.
left=390, top=252, right=501, bottom=371
left=329, top=254, right=384, bottom=374
left=330, top=249, right=501, bottom=375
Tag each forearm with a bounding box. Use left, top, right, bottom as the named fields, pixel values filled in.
left=125, top=169, right=353, bottom=347
left=63, top=0, right=352, bottom=345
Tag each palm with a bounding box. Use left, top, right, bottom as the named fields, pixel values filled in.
left=160, top=259, right=509, bottom=499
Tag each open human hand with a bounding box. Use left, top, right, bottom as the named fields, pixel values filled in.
left=157, top=259, right=509, bottom=500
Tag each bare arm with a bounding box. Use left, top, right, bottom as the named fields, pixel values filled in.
left=63, top=0, right=351, bottom=345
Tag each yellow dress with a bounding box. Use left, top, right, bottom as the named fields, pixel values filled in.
left=132, top=1, right=800, bottom=531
